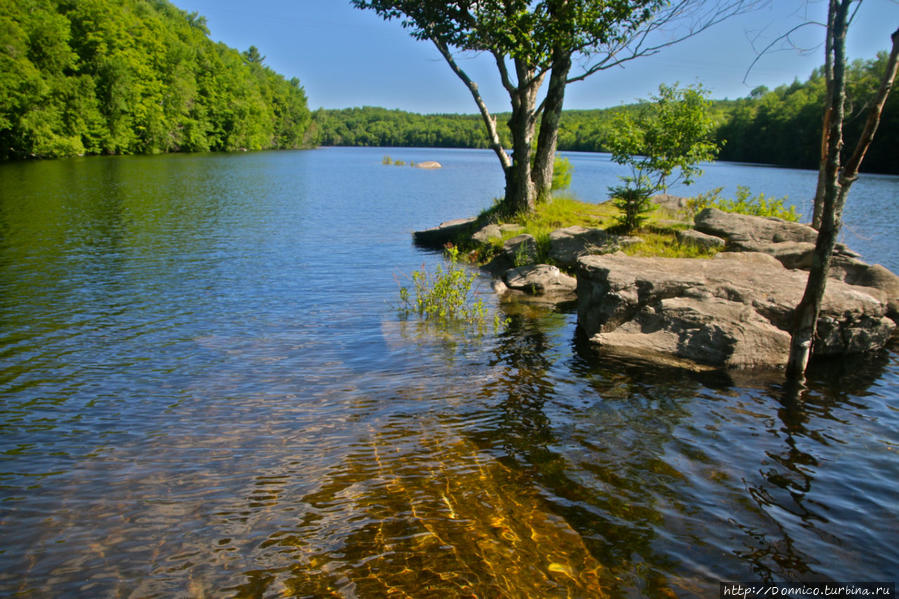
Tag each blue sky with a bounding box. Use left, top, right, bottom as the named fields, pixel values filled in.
left=169, top=0, right=898, bottom=113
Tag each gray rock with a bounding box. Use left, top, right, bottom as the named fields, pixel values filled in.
left=472, top=223, right=503, bottom=246
left=484, top=233, right=537, bottom=274
left=576, top=252, right=895, bottom=369
left=548, top=226, right=617, bottom=268
left=694, top=208, right=818, bottom=250
left=675, top=228, right=726, bottom=250
left=413, top=217, right=477, bottom=248
left=504, top=264, right=577, bottom=300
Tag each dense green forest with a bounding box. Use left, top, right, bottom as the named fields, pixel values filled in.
left=1, top=0, right=311, bottom=160
left=313, top=53, right=897, bottom=174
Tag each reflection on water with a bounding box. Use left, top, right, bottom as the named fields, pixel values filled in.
left=1, top=149, right=897, bottom=597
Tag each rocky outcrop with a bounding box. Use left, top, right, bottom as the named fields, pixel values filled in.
left=576, top=252, right=896, bottom=370
left=547, top=226, right=619, bottom=269
left=693, top=208, right=899, bottom=318
left=413, top=217, right=477, bottom=248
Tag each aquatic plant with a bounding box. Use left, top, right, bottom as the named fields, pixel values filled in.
left=399, top=245, right=504, bottom=332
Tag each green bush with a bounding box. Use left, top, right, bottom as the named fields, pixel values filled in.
left=399, top=245, right=503, bottom=332
left=610, top=179, right=655, bottom=232
left=688, top=186, right=800, bottom=221
left=551, top=157, right=573, bottom=191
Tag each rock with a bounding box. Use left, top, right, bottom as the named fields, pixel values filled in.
left=829, top=257, right=899, bottom=320
left=485, top=234, right=537, bottom=274
left=694, top=208, right=818, bottom=250
left=472, top=223, right=503, bottom=246
left=652, top=194, right=690, bottom=212
left=413, top=217, right=477, bottom=248
left=548, top=226, right=618, bottom=269
left=756, top=241, right=816, bottom=269
left=576, top=252, right=895, bottom=369
left=675, top=229, right=726, bottom=250
left=415, top=161, right=442, bottom=169
left=504, top=264, right=577, bottom=300
left=472, top=223, right=525, bottom=247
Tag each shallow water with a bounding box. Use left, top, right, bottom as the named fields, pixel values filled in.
left=1, top=148, right=897, bottom=597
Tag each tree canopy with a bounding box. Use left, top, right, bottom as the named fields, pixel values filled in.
left=353, top=0, right=747, bottom=214
left=0, top=0, right=312, bottom=160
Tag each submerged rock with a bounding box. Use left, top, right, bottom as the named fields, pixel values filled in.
left=503, top=264, right=577, bottom=301
left=576, top=252, right=895, bottom=369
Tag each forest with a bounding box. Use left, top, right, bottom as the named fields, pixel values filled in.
left=3, top=0, right=894, bottom=175
left=0, top=0, right=312, bottom=160
left=313, top=53, right=898, bottom=175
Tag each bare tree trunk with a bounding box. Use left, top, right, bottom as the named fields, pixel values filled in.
left=532, top=50, right=572, bottom=203
left=786, top=16, right=899, bottom=381
left=786, top=0, right=849, bottom=381
left=811, top=4, right=837, bottom=230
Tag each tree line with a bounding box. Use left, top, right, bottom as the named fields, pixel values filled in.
left=1, top=0, right=312, bottom=160
left=312, top=54, right=897, bottom=175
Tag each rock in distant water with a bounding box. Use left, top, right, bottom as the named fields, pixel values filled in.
left=576, top=252, right=895, bottom=369
left=415, top=161, right=442, bottom=169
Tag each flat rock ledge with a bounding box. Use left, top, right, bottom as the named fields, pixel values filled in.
left=576, top=252, right=896, bottom=370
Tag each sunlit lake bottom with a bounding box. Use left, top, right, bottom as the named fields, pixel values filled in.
left=1, top=148, right=896, bottom=597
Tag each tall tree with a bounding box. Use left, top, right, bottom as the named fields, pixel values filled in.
left=352, top=0, right=752, bottom=215
left=786, top=2, right=899, bottom=380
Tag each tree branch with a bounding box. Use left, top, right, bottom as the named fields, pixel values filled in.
left=431, top=38, right=511, bottom=170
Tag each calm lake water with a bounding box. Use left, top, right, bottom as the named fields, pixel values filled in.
left=1, top=147, right=896, bottom=598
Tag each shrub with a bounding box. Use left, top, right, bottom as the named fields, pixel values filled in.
left=610, top=179, right=655, bottom=232
left=399, top=245, right=502, bottom=332
left=688, top=186, right=800, bottom=221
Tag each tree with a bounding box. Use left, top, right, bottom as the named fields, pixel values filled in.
left=607, top=82, right=719, bottom=231
left=786, top=3, right=899, bottom=381
left=352, top=0, right=753, bottom=215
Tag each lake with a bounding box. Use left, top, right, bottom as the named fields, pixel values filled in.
left=1, top=147, right=896, bottom=598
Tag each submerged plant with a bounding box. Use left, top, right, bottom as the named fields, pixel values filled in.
left=399, top=245, right=504, bottom=333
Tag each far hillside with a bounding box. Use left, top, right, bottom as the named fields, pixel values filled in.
left=1, top=0, right=312, bottom=160
left=313, top=53, right=897, bottom=175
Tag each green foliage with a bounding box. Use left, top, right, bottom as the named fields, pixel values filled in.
left=609, top=179, right=654, bottom=232
left=715, top=53, right=898, bottom=174
left=398, top=245, right=498, bottom=332
left=551, top=156, right=573, bottom=191
left=0, top=0, right=311, bottom=160
left=608, top=83, right=721, bottom=192
left=607, top=83, right=719, bottom=232
left=687, top=186, right=800, bottom=221
left=621, top=231, right=719, bottom=259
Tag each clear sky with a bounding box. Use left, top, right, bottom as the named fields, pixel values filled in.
left=169, top=0, right=898, bottom=113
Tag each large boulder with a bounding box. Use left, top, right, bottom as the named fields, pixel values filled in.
left=503, top=264, right=577, bottom=302
left=692, top=209, right=898, bottom=314
left=694, top=208, right=818, bottom=250
left=576, top=252, right=895, bottom=369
